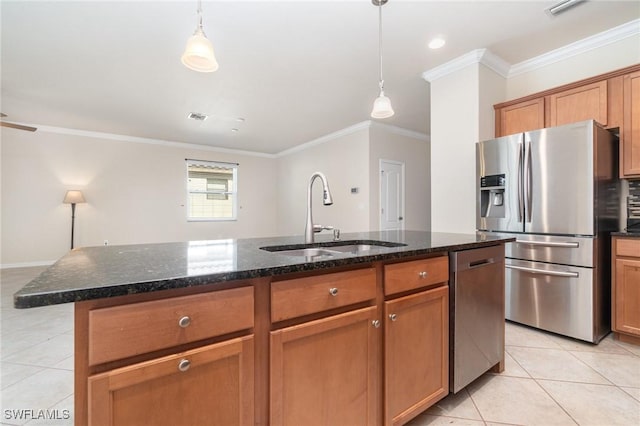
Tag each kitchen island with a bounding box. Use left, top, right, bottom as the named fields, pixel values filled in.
left=15, top=231, right=513, bottom=426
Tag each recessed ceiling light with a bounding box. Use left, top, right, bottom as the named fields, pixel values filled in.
left=236, top=117, right=245, bottom=123
left=428, top=37, right=446, bottom=49
left=231, top=128, right=239, bottom=132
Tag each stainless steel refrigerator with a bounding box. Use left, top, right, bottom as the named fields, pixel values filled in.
left=476, top=120, right=619, bottom=343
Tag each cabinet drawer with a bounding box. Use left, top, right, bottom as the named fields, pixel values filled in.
left=271, top=268, right=376, bottom=322
left=617, top=238, right=640, bottom=258
left=88, top=286, right=254, bottom=366
left=384, top=255, right=448, bottom=296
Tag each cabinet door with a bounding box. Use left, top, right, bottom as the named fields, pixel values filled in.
left=270, top=306, right=378, bottom=426
left=88, top=336, right=254, bottom=426
left=548, top=80, right=607, bottom=127
left=622, top=70, right=640, bottom=177
left=497, top=98, right=545, bottom=137
left=384, top=285, right=448, bottom=426
left=614, top=258, right=640, bottom=336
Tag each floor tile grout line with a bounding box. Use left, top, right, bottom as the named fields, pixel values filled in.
left=503, top=347, right=533, bottom=379
left=532, top=376, right=581, bottom=426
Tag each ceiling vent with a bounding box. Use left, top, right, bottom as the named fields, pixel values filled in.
left=187, top=112, right=208, bottom=121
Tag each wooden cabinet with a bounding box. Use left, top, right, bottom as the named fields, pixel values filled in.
left=77, top=285, right=256, bottom=426
left=269, top=268, right=378, bottom=426
left=88, top=337, right=254, bottom=425
left=622, top=70, right=640, bottom=177
left=493, top=64, right=640, bottom=176
left=383, top=255, right=449, bottom=426
left=548, top=80, right=608, bottom=127
left=496, top=98, right=545, bottom=136
left=384, top=286, right=448, bottom=426
left=612, top=237, right=640, bottom=344
left=270, top=307, right=378, bottom=426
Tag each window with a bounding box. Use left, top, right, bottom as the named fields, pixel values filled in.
left=186, top=159, right=238, bottom=221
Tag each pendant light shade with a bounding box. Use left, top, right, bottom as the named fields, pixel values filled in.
left=371, top=89, right=394, bottom=119
left=371, top=0, right=394, bottom=119
left=182, top=1, right=219, bottom=73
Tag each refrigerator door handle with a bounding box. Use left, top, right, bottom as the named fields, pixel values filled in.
left=506, top=264, right=579, bottom=278
left=524, top=139, right=532, bottom=223
left=515, top=239, right=579, bottom=248
left=517, top=142, right=524, bottom=222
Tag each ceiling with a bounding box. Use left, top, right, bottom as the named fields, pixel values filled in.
left=1, top=1, right=639, bottom=155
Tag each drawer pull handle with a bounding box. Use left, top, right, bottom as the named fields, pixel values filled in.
left=418, top=271, right=428, bottom=278
left=178, top=316, right=191, bottom=328
left=178, top=359, right=191, bottom=372
left=389, top=313, right=397, bottom=321
left=372, top=320, right=381, bottom=328
left=329, top=287, right=339, bottom=296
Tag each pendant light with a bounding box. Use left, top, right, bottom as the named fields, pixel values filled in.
left=371, top=0, right=394, bottom=119
left=181, top=0, right=219, bottom=73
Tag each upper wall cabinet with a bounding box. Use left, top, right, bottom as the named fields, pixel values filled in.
left=622, top=70, right=640, bottom=177
left=494, top=64, right=640, bottom=178
left=548, top=81, right=608, bottom=127
left=497, top=98, right=545, bottom=137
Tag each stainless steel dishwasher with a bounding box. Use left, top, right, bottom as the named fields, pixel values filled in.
left=449, top=244, right=505, bottom=393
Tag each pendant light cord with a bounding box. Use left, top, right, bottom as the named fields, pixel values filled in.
left=378, top=2, right=384, bottom=91
left=197, top=0, right=203, bottom=31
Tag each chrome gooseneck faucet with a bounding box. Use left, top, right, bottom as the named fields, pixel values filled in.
left=305, top=172, right=334, bottom=244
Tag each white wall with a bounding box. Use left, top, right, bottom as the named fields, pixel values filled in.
left=275, top=128, right=371, bottom=236
left=368, top=124, right=430, bottom=231
left=1, top=128, right=278, bottom=266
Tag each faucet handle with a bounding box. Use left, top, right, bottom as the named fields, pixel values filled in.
left=313, top=224, right=334, bottom=233
left=333, top=228, right=341, bottom=241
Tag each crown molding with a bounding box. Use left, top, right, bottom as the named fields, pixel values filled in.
left=30, top=125, right=277, bottom=158
left=422, top=48, right=510, bottom=83
left=369, top=121, right=429, bottom=142
left=275, top=121, right=371, bottom=157
left=509, top=18, right=640, bottom=77
left=275, top=120, right=429, bottom=157
left=422, top=19, right=639, bottom=82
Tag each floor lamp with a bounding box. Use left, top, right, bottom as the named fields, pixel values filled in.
left=63, top=190, right=86, bottom=249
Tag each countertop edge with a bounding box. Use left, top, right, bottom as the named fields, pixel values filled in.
left=14, top=237, right=513, bottom=309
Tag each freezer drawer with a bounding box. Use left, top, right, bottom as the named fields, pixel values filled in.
left=478, top=232, right=595, bottom=268
left=505, top=259, right=595, bottom=342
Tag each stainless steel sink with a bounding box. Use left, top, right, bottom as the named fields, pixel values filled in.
left=260, top=240, right=406, bottom=258
left=325, top=244, right=375, bottom=254
left=275, top=248, right=338, bottom=258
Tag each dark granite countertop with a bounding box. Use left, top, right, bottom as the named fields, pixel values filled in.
left=611, top=232, right=640, bottom=238
left=14, top=231, right=514, bottom=308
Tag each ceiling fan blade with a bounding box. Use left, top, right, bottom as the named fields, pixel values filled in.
left=0, top=121, right=38, bottom=132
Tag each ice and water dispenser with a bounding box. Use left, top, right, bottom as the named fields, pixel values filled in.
left=479, top=174, right=506, bottom=218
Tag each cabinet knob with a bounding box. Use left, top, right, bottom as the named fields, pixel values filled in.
left=372, top=320, right=381, bottom=328
left=178, top=316, right=191, bottom=328
left=418, top=271, right=428, bottom=279
left=329, top=287, right=339, bottom=296
left=389, top=313, right=397, bottom=322
left=178, top=359, right=191, bottom=372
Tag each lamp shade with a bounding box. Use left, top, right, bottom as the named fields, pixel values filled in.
left=371, top=92, right=395, bottom=119
left=63, top=190, right=86, bottom=204
left=181, top=28, right=219, bottom=73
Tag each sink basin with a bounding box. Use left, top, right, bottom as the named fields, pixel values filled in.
left=275, top=248, right=338, bottom=258
left=325, top=244, right=376, bottom=254
left=260, top=240, right=407, bottom=258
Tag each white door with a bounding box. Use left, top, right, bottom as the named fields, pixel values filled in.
left=380, top=160, right=405, bottom=231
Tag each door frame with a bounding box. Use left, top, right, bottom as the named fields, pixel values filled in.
left=379, top=159, right=406, bottom=231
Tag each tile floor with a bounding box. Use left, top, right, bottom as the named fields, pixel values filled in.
left=1, top=266, right=639, bottom=426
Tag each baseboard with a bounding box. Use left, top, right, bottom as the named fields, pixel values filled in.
left=1, top=260, right=56, bottom=270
